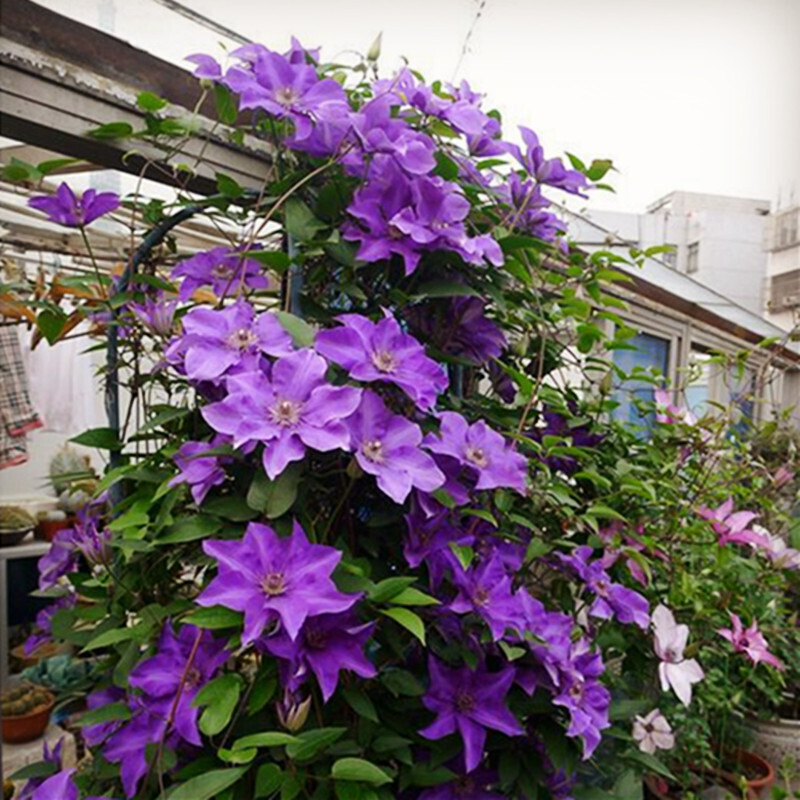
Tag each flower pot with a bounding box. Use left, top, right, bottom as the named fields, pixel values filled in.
left=747, top=716, right=800, bottom=794
left=716, top=749, right=775, bottom=799
left=644, top=751, right=774, bottom=800
left=1, top=690, right=55, bottom=743
left=36, top=516, right=73, bottom=542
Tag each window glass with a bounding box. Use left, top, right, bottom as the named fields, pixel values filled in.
left=611, top=331, right=670, bottom=427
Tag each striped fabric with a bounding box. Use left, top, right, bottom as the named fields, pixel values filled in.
left=0, top=325, right=42, bottom=469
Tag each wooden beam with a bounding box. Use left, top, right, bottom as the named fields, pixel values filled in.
left=0, top=144, right=101, bottom=174
left=0, top=0, right=273, bottom=194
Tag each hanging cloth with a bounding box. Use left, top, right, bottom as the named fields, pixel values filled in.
left=0, top=325, right=43, bottom=469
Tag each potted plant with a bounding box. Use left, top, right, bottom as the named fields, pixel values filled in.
left=1, top=682, right=55, bottom=743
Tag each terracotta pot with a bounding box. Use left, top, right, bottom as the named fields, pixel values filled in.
left=747, top=715, right=800, bottom=795
left=1, top=691, right=55, bottom=743
left=716, top=749, right=775, bottom=799
left=644, top=750, right=775, bottom=800
left=36, top=517, right=73, bottom=542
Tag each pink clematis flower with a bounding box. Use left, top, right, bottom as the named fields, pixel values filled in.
left=717, top=613, right=785, bottom=670
left=773, top=465, right=795, bottom=489
left=697, top=499, right=768, bottom=548
left=632, top=709, right=675, bottom=755
left=652, top=604, right=704, bottom=706
left=654, top=388, right=697, bottom=426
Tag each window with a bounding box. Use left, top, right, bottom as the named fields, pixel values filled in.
left=611, top=331, right=671, bottom=428
left=776, top=209, right=799, bottom=249
left=769, top=269, right=800, bottom=310
left=685, top=349, right=711, bottom=416
left=662, top=245, right=678, bottom=269
left=686, top=242, right=699, bottom=274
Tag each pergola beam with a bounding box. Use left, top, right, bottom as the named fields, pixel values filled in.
left=0, top=0, right=273, bottom=194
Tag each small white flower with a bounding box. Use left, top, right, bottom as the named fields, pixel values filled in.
left=632, top=708, right=675, bottom=754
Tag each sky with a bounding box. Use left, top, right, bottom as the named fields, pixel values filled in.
left=36, top=0, right=800, bottom=214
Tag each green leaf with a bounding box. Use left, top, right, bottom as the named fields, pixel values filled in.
left=158, top=515, right=221, bottom=544
left=81, top=626, right=136, bottom=652
left=8, top=761, right=58, bottom=781
left=168, top=767, right=247, bottom=800
left=285, top=727, right=347, bottom=761
left=389, top=587, right=439, bottom=607
left=624, top=750, right=675, bottom=781
left=217, top=172, right=243, bottom=198
left=218, top=746, right=257, bottom=764
left=285, top=197, right=326, bottom=242
left=195, top=673, right=243, bottom=736
left=276, top=311, right=316, bottom=347
left=185, top=605, right=243, bottom=630
left=332, top=758, right=392, bottom=786
left=342, top=687, right=379, bottom=723
left=37, top=157, right=83, bottom=175
left=246, top=463, right=301, bottom=518
left=380, top=669, right=424, bottom=697
left=380, top=607, right=425, bottom=645
left=137, top=406, right=190, bottom=433
left=244, top=250, right=292, bottom=272
left=214, top=84, right=238, bottom=125
left=88, top=121, right=134, bottom=139
left=76, top=701, right=131, bottom=727
left=255, top=763, right=284, bottom=798
left=201, top=497, right=260, bottom=522
left=233, top=731, right=299, bottom=750
left=70, top=427, right=121, bottom=450
left=137, top=91, right=168, bottom=112
left=368, top=576, right=417, bottom=604
left=36, top=308, right=67, bottom=344
left=411, top=281, right=480, bottom=300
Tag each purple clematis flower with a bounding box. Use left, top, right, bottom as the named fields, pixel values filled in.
left=103, top=710, right=168, bottom=799
left=652, top=604, right=704, bottom=706
left=552, top=643, right=611, bottom=758
left=717, top=613, right=785, bottom=670
left=406, top=297, right=506, bottom=366
left=419, top=658, right=523, bottom=773
left=168, top=300, right=293, bottom=384
left=127, top=622, right=228, bottom=747
left=347, top=391, right=445, bottom=504
left=186, top=52, right=222, bottom=80
left=555, top=546, right=650, bottom=629
left=169, top=439, right=228, bottom=505
left=170, top=246, right=270, bottom=301
left=198, top=520, right=359, bottom=644
left=315, top=313, right=448, bottom=412
left=24, top=594, right=76, bottom=656
left=28, top=182, right=119, bottom=227
left=18, top=738, right=63, bottom=800
left=28, top=767, right=118, bottom=800
left=349, top=95, right=437, bottom=176
left=423, top=411, right=528, bottom=493
left=202, top=348, right=361, bottom=478
left=508, top=127, right=588, bottom=197
left=343, top=156, right=426, bottom=273
left=37, top=504, right=111, bottom=590
left=450, top=553, right=523, bottom=640
left=221, top=43, right=349, bottom=143
left=127, top=294, right=178, bottom=338
left=419, top=769, right=505, bottom=800
left=261, top=612, right=376, bottom=701
left=83, top=686, right=126, bottom=747
left=404, top=500, right=474, bottom=587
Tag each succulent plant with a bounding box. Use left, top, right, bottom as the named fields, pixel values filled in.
left=0, top=682, right=52, bottom=717
left=49, top=445, right=94, bottom=495
left=0, top=505, right=36, bottom=531
left=21, top=654, right=92, bottom=692
left=57, top=478, right=99, bottom=513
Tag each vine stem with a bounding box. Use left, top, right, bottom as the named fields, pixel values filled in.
left=153, top=627, right=204, bottom=799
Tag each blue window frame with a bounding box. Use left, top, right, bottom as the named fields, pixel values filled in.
left=612, top=331, right=670, bottom=427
